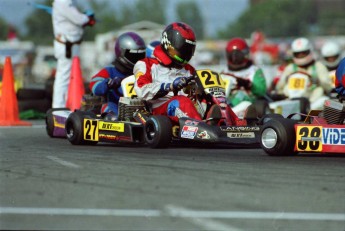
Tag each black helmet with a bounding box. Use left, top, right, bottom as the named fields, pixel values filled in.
left=161, top=22, right=196, bottom=67
left=114, top=32, right=146, bottom=71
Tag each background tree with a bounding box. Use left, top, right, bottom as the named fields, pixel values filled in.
left=176, top=1, right=204, bottom=40
left=318, top=9, right=345, bottom=35
left=23, top=0, right=53, bottom=45
left=0, top=17, right=14, bottom=40
left=84, top=1, right=122, bottom=41
left=135, top=0, right=166, bottom=24
left=217, top=0, right=315, bottom=39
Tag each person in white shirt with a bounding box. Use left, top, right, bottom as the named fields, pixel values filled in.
left=51, top=0, right=95, bottom=108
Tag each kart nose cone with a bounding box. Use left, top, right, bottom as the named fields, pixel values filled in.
left=261, top=128, right=277, bottom=148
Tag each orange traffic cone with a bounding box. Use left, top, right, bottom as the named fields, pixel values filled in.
left=65, top=56, right=85, bottom=111
left=0, top=57, right=31, bottom=126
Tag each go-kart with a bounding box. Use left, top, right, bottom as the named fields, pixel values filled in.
left=220, top=72, right=271, bottom=118
left=221, top=71, right=316, bottom=118
left=46, top=69, right=267, bottom=148
left=260, top=96, right=345, bottom=156
left=269, top=71, right=330, bottom=113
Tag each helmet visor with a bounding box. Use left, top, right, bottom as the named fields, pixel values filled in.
left=293, top=50, right=310, bottom=58
left=167, top=41, right=195, bottom=65
left=227, top=50, right=246, bottom=65
left=124, top=49, right=146, bottom=65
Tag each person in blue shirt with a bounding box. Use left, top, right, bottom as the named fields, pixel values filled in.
left=89, top=32, right=146, bottom=120
left=335, top=57, right=345, bottom=97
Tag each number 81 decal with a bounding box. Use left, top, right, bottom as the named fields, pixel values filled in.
left=296, top=126, right=322, bottom=152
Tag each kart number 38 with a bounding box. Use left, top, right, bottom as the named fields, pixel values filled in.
left=296, top=126, right=322, bottom=152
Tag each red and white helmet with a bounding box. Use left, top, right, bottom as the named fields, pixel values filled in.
left=226, top=38, right=250, bottom=70
left=291, top=37, right=314, bottom=66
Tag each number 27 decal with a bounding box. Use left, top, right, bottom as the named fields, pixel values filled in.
left=84, top=119, right=99, bottom=141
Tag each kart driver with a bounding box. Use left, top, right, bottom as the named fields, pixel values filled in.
left=335, top=57, right=345, bottom=97
left=133, top=22, right=202, bottom=122
left=275, top=37, right=333, bottom=97
left=222, top=37, right=267, bottom=107
left=89, top=32, right=146, bottom=121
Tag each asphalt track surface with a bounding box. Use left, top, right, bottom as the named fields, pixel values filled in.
left=0, top=120, right=345, bottom=231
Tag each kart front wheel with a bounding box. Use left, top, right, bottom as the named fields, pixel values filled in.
left=260, top=118, right=297, bottom=156
left=145, top=115, right=172, bottom=148
left=65, top=111, right=98, bottom=145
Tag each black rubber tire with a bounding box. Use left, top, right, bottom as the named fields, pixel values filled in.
left=144, top=115, right=172, bottom=148
left=17, top=88, right=47, bottom=100
left=18, top=98, right=52, bottom=113
left=260, top=118, right=298, bottom=156
left=65, top=110, right=98, bottom=145
left=45, top=108, right=69, bottom=138
left=258, top=113, right=284, bottom=125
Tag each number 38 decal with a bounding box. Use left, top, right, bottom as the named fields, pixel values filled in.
left=296, top=126, right=322, bottom=152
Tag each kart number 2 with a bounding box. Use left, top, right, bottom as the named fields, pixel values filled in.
left=196, top=70, right=225, bottom=88
left=296, top=126, right=322, bottom=152
left=84, top=119, right=99, bottom=141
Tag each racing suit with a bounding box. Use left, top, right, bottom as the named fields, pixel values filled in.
left=275, top=61, right=332, bottom=96
left=335, top=57, right=345, bottom=96
left=52, top=0, right=91, bottom=108
left=89, top=66, right=127, bottom=114
left=223, top=62, right=267, bottom=107
left=134, top=46, right=202, bottom=122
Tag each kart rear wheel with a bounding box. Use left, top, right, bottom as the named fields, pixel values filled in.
left=65, top=110, right=98, bottom=145
left=46, top=108, right=69, bottom=138
left=258, top=113, right=284, bottom=125
left=145, top=115, right=172, bottom=148
left=260, top=118, right=297, bottom=156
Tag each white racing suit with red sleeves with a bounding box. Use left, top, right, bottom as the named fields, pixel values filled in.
left=134, top=46, right=202, bottom=123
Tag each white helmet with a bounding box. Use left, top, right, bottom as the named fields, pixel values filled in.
left=291, top=37, right=314, bottom=66
left=321, top=41, right=341, bottom=69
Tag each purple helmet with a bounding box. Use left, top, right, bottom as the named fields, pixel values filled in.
left=114, top=32, right=146, bottom=70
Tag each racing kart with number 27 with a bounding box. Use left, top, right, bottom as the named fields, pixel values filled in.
left=46, top=69, right=269, bottom=148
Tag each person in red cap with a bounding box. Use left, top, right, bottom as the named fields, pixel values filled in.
left=134, top=22, right=202, bottom=122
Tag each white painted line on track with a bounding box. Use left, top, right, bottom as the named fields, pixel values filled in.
left=0, top=206, right=344, bottom=222
left=165, top=205, right=242, bottom=231
left=46, top=156, right=81, bottom=169
left=0, top=207, right=161, bottom=217
left=165, top=205, right=345, bottom=221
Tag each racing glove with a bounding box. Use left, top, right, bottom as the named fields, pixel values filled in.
left=171, top=77, right=188, bottom=91
left=107, top=77, right=122, bottom=90
left=237, top=78, right=252, bottom=90
left=83, top=10, right=96, bottom=27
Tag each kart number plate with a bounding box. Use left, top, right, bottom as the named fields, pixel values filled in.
left=288, top=77, right=306, bottom=90
left=296, top=126, right=322, bottom=152
left=124, top=82, right=136, bottom=97
left=196, top=70, right=226, bottom=89
left=84, top=119, right=99, bottom=141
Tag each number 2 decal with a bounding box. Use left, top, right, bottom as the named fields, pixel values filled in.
left=196, top=70, right=225, bottom=88
left=296, top=126, right=322, bottom=152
